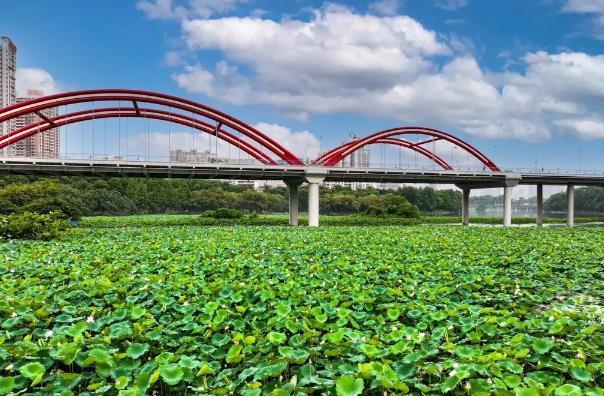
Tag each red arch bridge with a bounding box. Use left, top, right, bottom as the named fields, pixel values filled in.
left=1, top=89, right=603, bottom=227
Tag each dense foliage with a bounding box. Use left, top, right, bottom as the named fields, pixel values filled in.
left=77, top=214, right=604, bottom=229
left=0, top=226, right=602, bottom=395
left=0, top=176, right=459, bottom=217
left=0, top=211, right=69, bottom=240
left=545, top=187, right=604, bottom=213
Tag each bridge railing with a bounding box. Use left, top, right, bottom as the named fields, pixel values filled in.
left=2, top=151, right=604, bottom=176
left=504, top=167, right=604, bottom=175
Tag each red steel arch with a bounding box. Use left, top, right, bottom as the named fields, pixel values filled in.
left=0, top=89, right=304, bottom=165
left=314, top=137, right=453, bottom=170
left=0, top=107, right=276, bottom=164
left=315, top=127, right=500, bottom=171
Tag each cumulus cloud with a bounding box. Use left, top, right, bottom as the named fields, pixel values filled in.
left=368, top=0, right=402, bottom=16
left=148, top=3, right=604, bottom=143
left=137, top=0, right=246, bottom=20
left=434, top=0, right=469, bottom=11
left=562, top=0, right=604, bottom=38
left=255, top=122, right=321, bottom=160
left=16, top=68, right=61, bottom=97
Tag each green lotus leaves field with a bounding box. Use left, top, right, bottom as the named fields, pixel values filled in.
left=0, top=226, right=602, bottom=395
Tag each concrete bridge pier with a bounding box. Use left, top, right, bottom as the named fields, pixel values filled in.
left=462, top=188, right=471, bottom=226
left=567, top=183, right=575, bottom=227
left=503, top=186, right=513, bottom=227
left=284, top=178, right=304, bottom=226
left=536, top=184, right=543, bottom=227
left=305, top=170, right=327, bottom=227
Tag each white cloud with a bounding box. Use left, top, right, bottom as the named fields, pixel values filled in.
left=163, top=51, right=185, bottom=67
left=16, top=68, right=61, bottom=97
left=137, top=0, right=245, bottom=20
left=255, top=122, right=321, bottom=160
left=158, top=4, right=604, bottom=143
left=562, top=0, right=604, bottom=38
left=434, top=0, right=469, bottom=11
left=554, top=118, right=604, bottom=139
left=368, top=0, right=402, bottom=16
left=563, top=0, right=604, bottom=13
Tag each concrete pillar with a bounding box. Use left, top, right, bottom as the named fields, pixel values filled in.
left=503, top=186, right=513, bottom=227
left=284, top=179, right=303, bottom=226
left=462, top=188, right=471, bottom=226
left=536, top=184, right=543, bottom=227
left=567, top=184, right=575, bottom=227
left=307, top=183, right=320, bottom=227
left=305, top=173, right=326, bottom=227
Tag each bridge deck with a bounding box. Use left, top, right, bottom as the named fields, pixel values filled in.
left=1, top=158, right=603, bottom=187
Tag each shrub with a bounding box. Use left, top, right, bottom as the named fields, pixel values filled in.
left=202, top=208, right=244, bottom=219
left=0, top=211, right=69, bottom=240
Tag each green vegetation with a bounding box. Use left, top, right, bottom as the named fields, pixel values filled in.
left=76, top=213, right=604, bottom=229
left=1, top=226, right=602, bottom=395
left=0, top=211, right=69, bottom=240
left=545, top=187, right=604, bottom=213
left=0, top=176, right=459, bottom=217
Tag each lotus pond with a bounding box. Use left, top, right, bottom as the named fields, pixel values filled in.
left=0, top=226, right=603, bottom=395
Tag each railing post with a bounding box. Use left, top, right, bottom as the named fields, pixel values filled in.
left=567, top=183, right=575, bottom=227
left=536, top=184, right=543, bottom=227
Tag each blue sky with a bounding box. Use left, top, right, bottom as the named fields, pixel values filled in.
left=3, top=0, right=604, bottom=173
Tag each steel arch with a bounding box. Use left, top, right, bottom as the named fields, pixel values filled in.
left=315, top=127, right=500, bottom=171
left=0, top=107, right=277, bottom=164
left=314, top=137, right=453, bottom=170
left=0, top=89, right=304, bottom=165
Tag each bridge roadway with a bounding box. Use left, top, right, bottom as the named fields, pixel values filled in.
left=1, top=157, right=603, bottom=227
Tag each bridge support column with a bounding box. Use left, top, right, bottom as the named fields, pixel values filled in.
left=284, top=178, right=304, bottom=226
left=567, top=183, right=575, bottom=227
left=536, top=184, right=543, bottom=227
left=503, top=186, right=513, bottom=227
left=462, top=188, right=470, bottom=226
left=305, top=172, right=327, bottom=227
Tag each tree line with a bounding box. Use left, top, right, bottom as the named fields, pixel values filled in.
left=0, top=176, right=465, bottom=218
left=544, top=186, right=604, bottom=213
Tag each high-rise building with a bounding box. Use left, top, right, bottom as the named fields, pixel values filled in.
left=348, top=146, right=370, bottom=168
left=12, top=90, right=60, bottom=158
left=170, top=149, right=217, bottom=163
left=0, top=36, right=17, bottom=139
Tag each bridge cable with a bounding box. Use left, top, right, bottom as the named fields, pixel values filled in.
left=168, top=106, right=172, bottom=162
left=125, top=114, right=129, bottom=160
left=81, top=113, right=84, bottom=159
left=92, top=101, right=95, bottom=159
left=415, top=133, right=418, bottom=169
left=104, top=118, right=107, bottom=158
left=146, top=116, right=150, bottom=161
left=118, top=101, right=121, bottom=160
